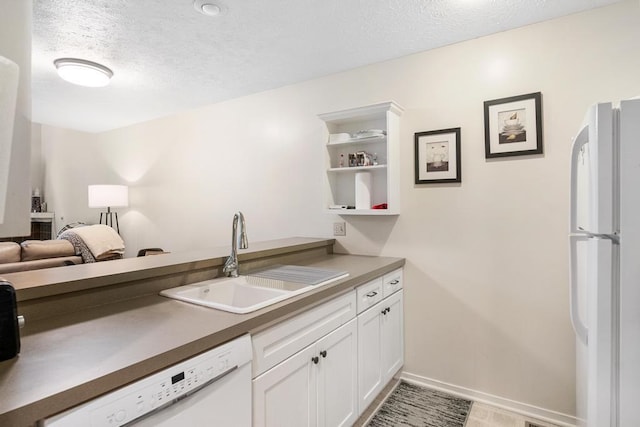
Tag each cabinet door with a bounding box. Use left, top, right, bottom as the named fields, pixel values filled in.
left=382, top=290, right=404, bottom=384
left=253, top=345, right=317, bottom=427
left=252, top=291, right=356, bottom=377
left=357, top=300, right=384, bottom=413
left=317, top=319, right=358, bottom=427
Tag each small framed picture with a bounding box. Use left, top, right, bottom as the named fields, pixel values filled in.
left=414, top=127, right=461, bottom=184
left=484, top=92, right=542, bottom=158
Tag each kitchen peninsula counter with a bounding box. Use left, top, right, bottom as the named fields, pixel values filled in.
left=0, top=237, right=404, bottom=427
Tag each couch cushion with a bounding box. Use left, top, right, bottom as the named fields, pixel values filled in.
left=0, top=256, right=83, bottom=274
left=21, top=239, right=75, bottom=261
left=0, top=242, right=21, bottom=264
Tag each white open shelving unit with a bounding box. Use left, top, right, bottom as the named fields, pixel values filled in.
left=319, top=101, right=403, bottom=215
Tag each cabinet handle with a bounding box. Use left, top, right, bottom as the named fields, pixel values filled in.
left=389, top=279, right=399, bottom=285
left=320, top=350, right=327, bottom=358
left=387, top=306, right=391, bottom=313
left=366, top=291, right=378, bottom=298
left=312, top=356, right=319, bottom=364
left=381, top=308, right=387, bottom=315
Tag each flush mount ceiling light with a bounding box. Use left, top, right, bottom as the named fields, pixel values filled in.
left=193, top=0, right=225, bottom=16
left=53, top=58, right=113, bottom=87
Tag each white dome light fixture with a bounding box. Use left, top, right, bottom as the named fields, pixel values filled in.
left=53, top=58, right=113, bottom=87
left=194, top=0, right=225, bottom=17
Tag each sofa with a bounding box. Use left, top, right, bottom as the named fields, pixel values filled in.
left=0, top=240, right=82, bottom=274
left=0, top=224, right=126, bottom=274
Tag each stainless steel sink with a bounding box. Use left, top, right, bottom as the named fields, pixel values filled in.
left=160, top=265, right=348, bottom=314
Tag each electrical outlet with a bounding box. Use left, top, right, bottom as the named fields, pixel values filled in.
left=333, top=222, right=346, bottom=236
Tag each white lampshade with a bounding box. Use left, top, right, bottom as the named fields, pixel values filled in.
left=88, top=185, right=129, bottom=208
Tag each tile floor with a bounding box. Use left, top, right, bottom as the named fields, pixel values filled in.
left=466, top=402, right=559, bottom=427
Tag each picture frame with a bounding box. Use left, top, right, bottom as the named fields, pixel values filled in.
left=414, top=127, right=461, bottom=184
left=484, top=92, right=542, bottom=158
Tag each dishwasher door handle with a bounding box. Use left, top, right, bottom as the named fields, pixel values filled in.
left=125, top=365, right=239, bottom=426
left=176, top=365, right=238, bottom=402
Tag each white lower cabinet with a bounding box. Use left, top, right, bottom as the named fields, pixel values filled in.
left=317, top=319, right=358, bottom=427
left=253, top=318, right=358, bottom=427
left=381, top=290, right=404, bottom=382
left=357, top=298, right=383, bottom=412
left=252, top=341, right=316, bottom=427
left=357, top=289, right=404, bottom=413
left=252, top=268, right=404, bottom=425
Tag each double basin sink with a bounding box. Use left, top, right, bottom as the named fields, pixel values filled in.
left=160, top=265, right=349, bottom=314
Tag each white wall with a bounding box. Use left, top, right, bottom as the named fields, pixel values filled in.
left=40, top=1, right=640, bottom=420
left=0, top=0, right=31, bottom=237
left=30, top=123, right=43, bottom=200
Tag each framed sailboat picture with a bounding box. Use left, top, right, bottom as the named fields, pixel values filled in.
left=484, top=92, right=543, bottom=158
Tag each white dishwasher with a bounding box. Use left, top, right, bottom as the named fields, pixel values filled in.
left=41, top=334, right=252, bottom=427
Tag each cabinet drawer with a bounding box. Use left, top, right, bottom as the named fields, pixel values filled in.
left=252, top=291, right=356, bottom=377
left=356, top=277, right=383, bottom=314
left=382, top=268, right=403, bottom=297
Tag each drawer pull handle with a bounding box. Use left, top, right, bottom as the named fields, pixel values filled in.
left=389, top=280, right=399, bottom=285
left=381, top=307, right=391, bottom=315
left=312, top=356, right=319, bottom=364
left=366, top=291, right=378, bottom=298
left=320, top=350, right=327, bottom=358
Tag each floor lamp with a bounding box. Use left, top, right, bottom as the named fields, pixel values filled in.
left=88, top=185, right=128, bottom=233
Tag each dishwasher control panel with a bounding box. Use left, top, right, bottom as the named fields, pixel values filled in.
left=41, top=334, right=252, bottom=427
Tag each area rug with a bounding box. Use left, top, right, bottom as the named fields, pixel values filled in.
left=367, top=381, right=472, bottom=427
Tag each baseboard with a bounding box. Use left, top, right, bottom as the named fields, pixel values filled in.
left=400, top=371, right=577, bottom=427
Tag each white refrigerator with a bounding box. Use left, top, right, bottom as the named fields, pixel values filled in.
left=569, top=98, right=640, bottom=427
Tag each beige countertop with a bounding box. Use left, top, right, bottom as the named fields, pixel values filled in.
left=7, top=237, right=340, bottom=301
left=0, top=238, right=404, bottom=427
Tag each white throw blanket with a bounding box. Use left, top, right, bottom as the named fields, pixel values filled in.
left=71, top=224, right=125, bottom=260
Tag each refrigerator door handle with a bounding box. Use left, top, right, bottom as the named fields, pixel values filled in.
left=569, top=234, right=588, bottom=345
left=570, top=125, right=589, bottom=234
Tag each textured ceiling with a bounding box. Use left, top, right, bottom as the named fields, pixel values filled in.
left=32, top=0, right=622, bottom=132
